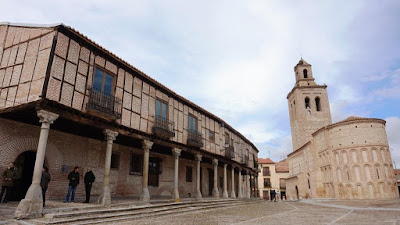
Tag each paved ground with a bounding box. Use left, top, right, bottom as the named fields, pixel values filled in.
left=113, top=200, right=400, bottom=225
left=1, top=199, right=400, bottom=224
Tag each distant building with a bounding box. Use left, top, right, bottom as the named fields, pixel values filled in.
left=286, top=59, right=398, bottom=200
left=257, top=158, right=289, bottom=200
left=0, top=22, right=259, bottom=218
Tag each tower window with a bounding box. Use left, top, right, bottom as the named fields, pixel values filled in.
left=315, top=97, right=321, bottom=111
left=303, top=69, right=308, bottom=78
left=305, top=98, right=310, bottom=109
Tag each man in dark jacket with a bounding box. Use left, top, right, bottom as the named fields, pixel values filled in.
left=0, top=163, right=16, bottom=203
left=40, top=166, right=51, bottom=207
left=83, top=168, right=95, bottom=203
left=65, top=167, right=79, bottom=203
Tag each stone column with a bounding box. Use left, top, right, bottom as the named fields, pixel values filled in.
left=15, top=110, right=59, bottom=219
left=222, top=164, right=229, bottom=198
left=246, top=173, right=251, bottom=199
left=238, top=168, right=243, bottom=198
left=255, top=175, right=259, bottom=198
left=139, top=140, right=153, bottom=203
left=195, top=154, right=202, bottom=200
left=230, top=166, right=236, bottom=198
left=98, top=129, right=118, bottom=207
left=172, top=148, right=181, bottom=202
left=212, top=159, right=220, bottom=198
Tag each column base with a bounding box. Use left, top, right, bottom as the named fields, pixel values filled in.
left=14, top=184, right=43, bottom=219
left=196, top=190, right=202, bottom=200
left=230, top=191, right=236, bottom=198
left=98, top=186, right=111, bottom=207
left=172, top=189, right=180, bottom=202
left=139, top=188, right=150, bottom=203
left=222, top=190, right=229, bottom=199
left=212, top=188, right=220, bottom=199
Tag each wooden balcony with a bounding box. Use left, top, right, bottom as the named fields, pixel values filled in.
left=224, top=144, right=235, bottom=159
left=152, top=115, right=175, bottom=139
left=187, top=130, right=203, bottom=148
left=86, top=87, right=122, bottom=119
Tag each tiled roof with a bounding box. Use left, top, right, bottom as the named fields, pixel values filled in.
left=394, top=169, right=400, bottom=175
left=258, top=158, right=274, bottom=164
left=275, top=159, right=289, bottom=173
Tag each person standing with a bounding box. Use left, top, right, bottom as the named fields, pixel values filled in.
left=40, top=166, right=51, bottom=207
left=83, top=168, right=95, bottom=203
left=0, top=163, right=16, bottom=203
left=65, top=167, right=80, bottom=203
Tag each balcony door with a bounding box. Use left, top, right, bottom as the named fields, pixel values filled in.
left=156, top=100, right=167, bottom=119
left=93, top=68, right=113, bottom=96
left=188, top=114, right=197, bottom=132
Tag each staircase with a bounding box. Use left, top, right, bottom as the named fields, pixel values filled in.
left=31, top=199, right=258, bottom=225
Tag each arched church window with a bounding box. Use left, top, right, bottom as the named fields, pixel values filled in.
left=315, top=97, right=321, bottom=111
left=303, top=69, right=308, bottom=78
left=305, top=98, right=310, bottom=109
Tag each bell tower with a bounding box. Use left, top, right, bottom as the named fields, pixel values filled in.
left=287, top=59, right=332, bottom=151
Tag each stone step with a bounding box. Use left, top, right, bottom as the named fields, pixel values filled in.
left=71, top=201, right=255, bottom=225
left=49, top=199, right=240, bottom=219
left=33, top=199, right=248, bottom=225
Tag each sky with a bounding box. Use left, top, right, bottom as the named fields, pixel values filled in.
left=1, top=0, right=399, bottom=166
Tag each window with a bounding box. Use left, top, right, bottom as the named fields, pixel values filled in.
left=225, top=132, right=229, bottom=144
left=93, top=68, right=114, bottom=96
left=303, top=69, right=308, bottom=78
left=264, top=178, right=271, bottom=188
left=111, top=153, right=120, bottom=169
left=208, top=130, right=215, bottom=142
left=305, top=98, right=310, bottom=109
left=279, top=178, right=286, bottom=189
left=188, top=114, right=197, bottom=132
left=130, top=153, right=143, bottom=175
left=263, top=167, right=270, bottom=176
left=156, top=99, right=167, bottom=119
left=186, top=166, right=193, bottom=182
left=315, top=97, right=321, bottom=111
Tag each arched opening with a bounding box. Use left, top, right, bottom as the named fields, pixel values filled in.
left=303, top=69, right=308, bottom=78
left=11, top=151, right=47, bottom=201
left=315, top=97, right=321, bottom=111
left=305, top=98, right=310, bottom=109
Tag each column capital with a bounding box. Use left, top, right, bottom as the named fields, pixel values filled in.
left=212, top=158, right=218, bottom=166
left=172, top=148, right=181, bottom=157
left=37, top=110, right=59, bottom=124
left=238, top=167, right=242, bottom=172
left=223, top=164, right=227, bottom=168
left=142, top=140, right=153, bottom=151
left=103, top=129, right=118, bottom=141
left=195, top=154, right=202, bottom=162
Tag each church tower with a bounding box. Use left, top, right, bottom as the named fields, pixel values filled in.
left=287, top=59, right=332, bottom=151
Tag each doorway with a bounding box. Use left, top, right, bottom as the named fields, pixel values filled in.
left=12, top=151, right=37, bottom=201
left=295, top=186, right=299, bottom=200
left=208, top=168, right=214, bottom=196
left=148, top=157, right=160, bottom=187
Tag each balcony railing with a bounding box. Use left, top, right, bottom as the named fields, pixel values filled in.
left=86, top=87, right=122, bottom=119
left=264, top=183, right=271, bottom=188
left=263, top=171, right=271, bottom=176
left=187, top=129, right=203, bottom=148
left=152, top=115, right=175, bottom=139
left=224, top=143, right=235, bottom=159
